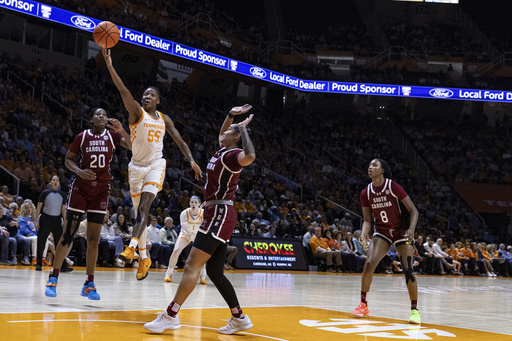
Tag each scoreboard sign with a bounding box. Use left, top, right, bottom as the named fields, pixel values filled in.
left=231, top=237, right=308, bottom=271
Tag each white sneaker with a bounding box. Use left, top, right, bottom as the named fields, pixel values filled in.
left=132, top=261, right=139, bottom=269
left=143, top=310, right=180, bottom=332
left=65, top=258, right=74, bottom=267
left=219, top=315, right=253, bottom=334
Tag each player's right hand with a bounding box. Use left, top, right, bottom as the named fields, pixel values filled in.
left=79, top=169, right=96, bottom=180
left=360, top=233, right=370, bottom=247
left=102, top=48, right=112, bottom=68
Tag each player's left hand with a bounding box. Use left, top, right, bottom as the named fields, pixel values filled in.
left=107, top=118, right=123, bottom=131
left=229, top=104, right=252, bottom=116
left=190, top=162, right=203, bottom=180
left=405, top=229, right=415, bottom=244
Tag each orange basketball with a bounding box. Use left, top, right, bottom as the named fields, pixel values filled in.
left=93, top=21, right=120, bottom=48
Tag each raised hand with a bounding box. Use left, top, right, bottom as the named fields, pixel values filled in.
left=107, top=118, right=123, bottom=131
left=229, top=104, right=252, bottom=116
left=102, top=48, right=112, bottom=68
left=238, top=114, right=254, bottom=128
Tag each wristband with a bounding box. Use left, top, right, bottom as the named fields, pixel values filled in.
left=228, top=113, right=235, bottom=118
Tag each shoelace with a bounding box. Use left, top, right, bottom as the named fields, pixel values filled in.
left=155, top=312, right=168, bottom=322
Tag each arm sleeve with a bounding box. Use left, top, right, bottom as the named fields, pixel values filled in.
left=38, top=189, right=48, bottom=205
left=391, top=181, right=408, bottom=200
left=111, top=130, right=123, bottom=146
left=222, top=149, right=243, bottom=173
left=69, top=132, right=84, bottom=154
left=360, top=188, right=369, bottom=207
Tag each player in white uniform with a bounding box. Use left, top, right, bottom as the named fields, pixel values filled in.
left=165, top=196, right=207, bottom=284
left=103, top=48, right=202, bottom=280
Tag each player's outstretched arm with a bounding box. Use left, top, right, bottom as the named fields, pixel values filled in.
left=107, top=118, right=132, bottom=150
left=218, top=104, right=252, bottom=146
left=102, top=48, right=142, bottom=125
left=163, top=114, right=202, bottom=180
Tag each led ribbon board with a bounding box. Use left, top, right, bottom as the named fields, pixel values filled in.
left=231, top=237, right=308, bottom=271
left=1, top=0, right=510, bottom=102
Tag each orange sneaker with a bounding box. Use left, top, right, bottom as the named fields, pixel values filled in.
left=31, top=258, right=37, bottom=265
left=42, top=259, right=51, bottom=266
left=119, top=246, right=136, bottom=264
left=136, top=257, right=151, bottom=281
left=351, top=302, right=369, bottom=317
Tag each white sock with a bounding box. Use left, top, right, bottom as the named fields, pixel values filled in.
left=138, top=228, right=148, bottom=259
left=129, top=238, right=139, bottom=249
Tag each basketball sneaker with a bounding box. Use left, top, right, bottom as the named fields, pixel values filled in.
left=164, top=275, right=172, bottom=282
left=351, top=302, right=369, bottom=317
left=44, top=277, right=58, bottom=297
left=409, top=309, right=421, bottom=324
left=219, top=315, right=253, bottom=334
left=199, top=275, right=207, bottom=285
left=143, top=310, right=181, bottom=332
left=81, top=282, right=100, bottom=300
left=136, top=257, right=151, bottom=280
left=119, top=246, right=136, bottom=264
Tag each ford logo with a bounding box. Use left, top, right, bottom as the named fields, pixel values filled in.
left=250, top=67, right=267, bottom=79
left=429, top=88, right=454, bottom=98
left=70, top=16, right=95, bottom=30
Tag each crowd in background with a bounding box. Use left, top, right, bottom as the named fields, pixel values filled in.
left=1, top=0, right=512, bottom=275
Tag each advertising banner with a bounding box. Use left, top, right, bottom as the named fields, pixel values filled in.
left=2, top=0, right=512, bottom=102
left=452, top=183, right=512, bottom=213
left=231, top=237, right=308, bottom=271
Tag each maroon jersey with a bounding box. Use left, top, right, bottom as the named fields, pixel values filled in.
left=204, top=147, right=243, bottom=201
left=360, top=179, right=408, bottom=233
left=69, top=129, right=122, bottom=183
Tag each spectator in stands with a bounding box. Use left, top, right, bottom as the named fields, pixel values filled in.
left=99, top=214, right=124, bottom=268
left=0, top=207, right=17, bottom=264
left=160, top=217, right=177, bottom=249
left=18, top=200, right=38, bottom=265
left=14, top=157, right=32, bottom=185
left=432, top=238, right=455, bottom=275
left=113, top=214, right=132, bottom=245
left=0, top=185, right=14, bottom=208
left=0, top=224, right=15, bottom=265
left=309, top=226, right=342, bottom=272
left=335, top=231, right=357, bottom=273
left=474, top=242, right=494, bottom=277
left=263, top=225, right=277, bottom=238
left=147, top=215, right=172, bottom=269
left=446, top=243, right=463, bottom=275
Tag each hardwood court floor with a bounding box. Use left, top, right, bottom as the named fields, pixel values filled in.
left=1, top=265, right=511, bottom=340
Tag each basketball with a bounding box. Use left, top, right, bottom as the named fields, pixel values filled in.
left=93, top=21, right=120, bottom=48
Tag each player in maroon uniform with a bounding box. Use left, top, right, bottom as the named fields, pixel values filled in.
left=44, top=108, right=131, bottom=300
left=144, top=104, right=255, bottom=335
left=351, top=159, right=421, bottom=324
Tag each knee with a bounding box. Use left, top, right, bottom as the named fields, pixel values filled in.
left=87, top=234, right=100, bottom=245
left=206, top=263, right=222, bottom=279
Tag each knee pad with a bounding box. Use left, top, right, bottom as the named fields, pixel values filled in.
left=87, top=211, right=105, bottom=225
left=61, top=211, right=84, bottom=247
left=400, top=255, right=416, bottom=284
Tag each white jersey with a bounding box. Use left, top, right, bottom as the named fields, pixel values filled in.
left=129, top=108, right=165, bottom=166
left=179, top=207, right=204, bottom=242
